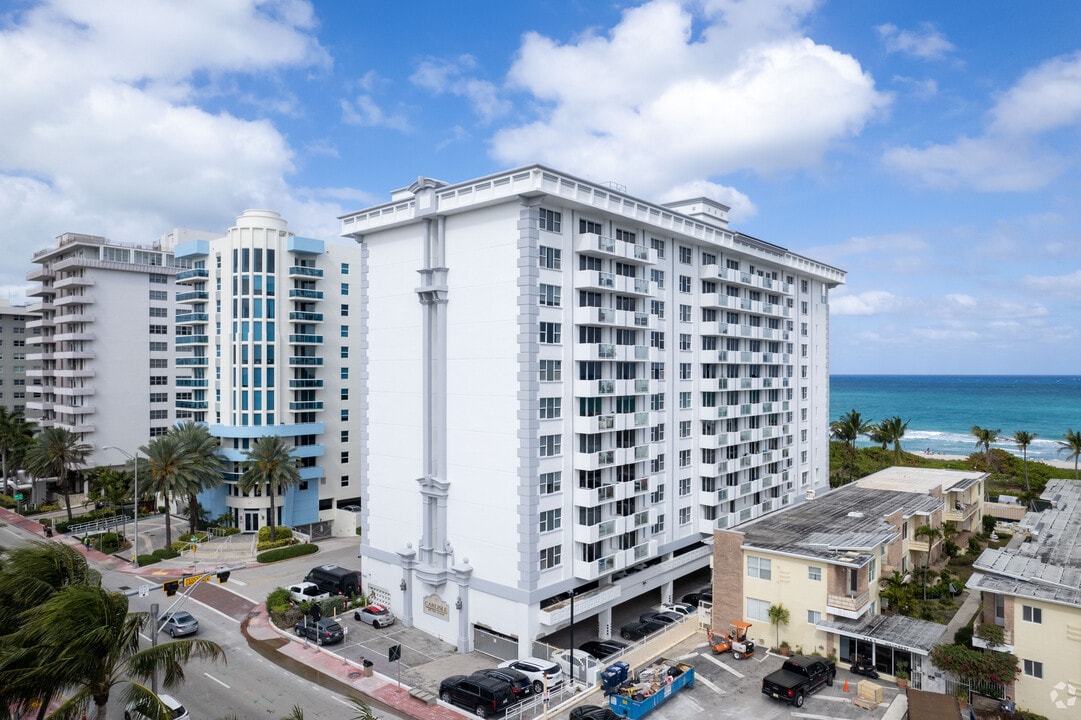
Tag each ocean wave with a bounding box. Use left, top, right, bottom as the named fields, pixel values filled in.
left=857, top=430, right=1072, bottom=462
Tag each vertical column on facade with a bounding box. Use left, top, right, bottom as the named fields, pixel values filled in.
left=415, top=212, right=451, bottom=580
left=516, top=195, right=543, bottom=593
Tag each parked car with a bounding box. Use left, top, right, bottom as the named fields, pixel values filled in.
left=659, top=602, right=695, bottom=616
left=639, top=611, right=682, bottom=625
left=471, top=667, right=533, bottom=701
left=619, top=619, right=665, bottom=641
left=354, top=603, right=396, bottom=628
left=578, top=639, right=628, bottom=660
left=570, top=705, right=619, bottom=720
left=293, top=617, right=345, bottom=645
left=680, top=587, right=713, bottom=607
left=304, top=564, right=362, bottom=596
left=497, top=656, right=564, bottom=693
left=439, top=674, right=515, bottom=718
left=552, top=648, right=603, bottom=684
left=288, top=582, right=330, bottom=604
left=124, top=693, right=190, bottom=720
left=762, top=654, right=837, bottom=707
left=158, top=611, right=199, bottom=638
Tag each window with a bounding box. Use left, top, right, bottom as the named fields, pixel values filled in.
left=679, top=507, right=691, bottom=525
left=149, top=409, right=169, bottom=420
left=679, top=477, right=691, bottom=495
left=340, top=388, right=349, bottom=400
left=539, top=283, right=561, bottom=306
left=149, top=290, right=168, bottom=301
left=1022, top=605, right=1042, bottom=624
left=539, top=245, right=561, bottom=269
left=340, top=282, right=349, bottom=296
left=540, top=208, right=562, bottom=232
left=679, top=391, right=691, bottom=408
left=341, top=409, right=349, bottom=421
left=747, top=556, right=772, bottom=580
left=679, top=275, right=691, bottom=293
left=540, top=545, right=562, bottom=570
left=540, top=509, right=562, bottom=532
left=149, top=274, right=167, bottom=284
left=580, top=218, right=603, bottom=235
left=650, top=268, right=664, bottom=288
left=149, top=427, right=168, bottom=437
left=539, top=360, right=561, bottom=381
left=149, top=392, right=168, bottom=403
left=1023, top=659, right=1043, bottom=678
left=341, top=262, right=349, bottom=274
left=341, top=476, right=349, bottom=487
left=149, top=307, right=168, bottom=317
left=341, top=346, right=349, bottom=358
left=807, top=610, right=822, bottom=624
left=651, top=424, right=665, bottom=442
left=679, top=334, right=691, bottom=350
left=341, top=430, right=349, bottom=443
left=341, top=325, right=349, bottom=338
left=149, top=341, right=168, bottom=352
left=678, top=450, right=691, bottom=468
left=650, top=331, right=664, bottom=349
left=651, top=454, right=665, bottom=473
left=651, top=237, right=665, bottom=257
left=679, top=304, right=692, bottom=322
left=341, top=451, right=349, bottom=463
left=341, top=368, right=349, bottom=380
left=746, top=597, right=770, bottom=622
left=679, top=420, right=691, bottom=438
left=539, top=397, right=561, bottom=420
left=679, top=363, right=691, bottom=380
left=679, top=246, right=692, bottom=264
left=540, top=434, right=562, bottom=457
left=149, top=376, right=168, bottom=386
left=808, top=566, right=821, bottom=581
left=539, top=322, right=561, bottom=344
left=149, top=325, right=168, bottom=335
left=650, top=394, right=664, bottom=411
left=539, top=471, right=561, bottom=494
left=149, top=358, right=168, bottom=368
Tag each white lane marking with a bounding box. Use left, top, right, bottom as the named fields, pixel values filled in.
left=792, top=713, right=848, bottom=720
left=698, top=652, right=744, bottom=678
left=204, top=672, right=230, bottom=689
left=333, top=697, right=354, bottom=707
left=694, top=673, right=725, bottom=695
left=676, top=652, right=699, bottom=661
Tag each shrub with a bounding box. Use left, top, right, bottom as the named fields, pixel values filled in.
left=0, top=494, right=15, bottom=509
left=967, top=536, right=983, bottom=557
left=256, top=538, right=295, bottom=552
left=266, top=587, right=292, bottom=613
left=137, top=553, right=160, bottom=566
left=953, top=625, right=974, bottom=647
left=217, top=526, right=241, bottom=536
left=258, top=525, right=293, bottom=542
left=179, top=532, right=209, bottom=544
left=153, top=547, right=180, bottom=559
left=930, top=643, right=1020, bottom=686
left=257, top=542, right=318, bottom=564
left=982, top=514, right=997, bottom=534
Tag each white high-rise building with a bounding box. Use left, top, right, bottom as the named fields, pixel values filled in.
left=0, top=299, right=39, bottom=417
left=340, top=165, right=845, bottom=652
left=24, top=232, right=207, bottom=464
left=174, top=210, right=363, bottom=536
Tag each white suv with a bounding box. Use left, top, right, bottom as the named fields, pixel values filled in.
left=124, top=693, right=190, bottom=720
left=498, top=657, right=563, bottom=694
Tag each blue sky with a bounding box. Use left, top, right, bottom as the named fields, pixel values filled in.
left=1, top=0, right=1079, bottom=375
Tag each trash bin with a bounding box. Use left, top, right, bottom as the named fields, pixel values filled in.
left=362, top=659, right=374, bottom=678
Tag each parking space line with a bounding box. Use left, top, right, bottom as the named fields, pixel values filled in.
left=698, top=652, right=744, bottom=678
left=792, top=713, right=849, bottom=720
left=694, top=673, right=725, bottom=695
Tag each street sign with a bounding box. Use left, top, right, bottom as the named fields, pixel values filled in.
left=139, top=585, right=151, bottom=597
left=388, top=644, right=402, bottom=662
left=182, top=575, right=211, bottom=587
left=13, top=493, right=23, bottom=500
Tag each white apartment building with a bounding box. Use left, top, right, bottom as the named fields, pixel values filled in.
left=339, top=165, right=844, bottom=652
left=24, top=232, right=209, bottom=464
left=0, top=299, right=40, bottom=417
left=174, top=210, right=363, bottom=535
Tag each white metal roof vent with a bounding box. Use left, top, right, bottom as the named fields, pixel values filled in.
left=847, top=511, right=864, bottom=518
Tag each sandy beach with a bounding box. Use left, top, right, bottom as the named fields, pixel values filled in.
left=918, top=451, right=1075, bottom=471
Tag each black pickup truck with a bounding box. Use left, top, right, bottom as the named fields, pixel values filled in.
left=761, top=655, right=837, bottom=707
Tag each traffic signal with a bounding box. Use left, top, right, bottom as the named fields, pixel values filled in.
left=163, top=580, right=179, bottom=597
left=216, top=571, right=230, bottom=584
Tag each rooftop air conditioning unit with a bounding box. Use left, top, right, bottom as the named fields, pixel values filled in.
left=805, top=489, right=816, bottom=501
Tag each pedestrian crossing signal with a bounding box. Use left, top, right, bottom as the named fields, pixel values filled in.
left=216, top=571, right=230, bottom=583
left=163, top=580, right=180, bottom=597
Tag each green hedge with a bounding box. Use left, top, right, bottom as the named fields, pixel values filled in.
left=257, top=542, right=318, bottom=564
left=215, top=526, right=242, bottom=536
left=0, top=494, right=14, bottom=509
left=258, top=525, right=293, bottom=542
left=256, top=538, right=296, bottom=551
left=153, top=547, right=181, bottom=559
left=137, top=554, right=161, bottom=566
left=178, top=532, right=210, bottom=544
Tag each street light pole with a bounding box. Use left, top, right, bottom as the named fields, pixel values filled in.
left=104, top=446, right=139, bottom=568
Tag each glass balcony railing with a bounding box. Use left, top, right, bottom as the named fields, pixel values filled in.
left=289, top=401, right=324, bottom=411
left=288, top=379, right=324, bottom=388
left=288, top=266, right=324, bottom=278
left=288, top=289, right=323, bottom=300
left=175, top=357, right=208, bottom=366
left=289, top=311, right=324, bottom=322
left=175, top=268, right=209, bottom=281
left=176, top=291, right=209, bottom=302
left=289, top=356, right=324, bottom=366
left=175, top=335, right=208, bottom=345
left=289, top=334, right=323, bottom=344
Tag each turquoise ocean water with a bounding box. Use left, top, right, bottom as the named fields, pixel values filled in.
left=829, top=375, right=1081, bottom=462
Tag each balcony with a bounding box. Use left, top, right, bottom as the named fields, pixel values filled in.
left=54, top=275, right=95, bottom=290
left=54, top=368, right=95, bottom=378
left=575, top=450, right=615, bottom=471
left=289, top=311, right=324, bottom=322
left=175, top=400, right=208, bottom=410
left=176, top=378, right=208, bottom=388
left=52, top=386, right=94, bottom=398
left=54, top=350, right=95, bottom=360
left=972, top=617, right=1014, bottom=652
left=574, top=269, right=616, bottom=292
left=574, top=552, right=624, bottom=581
left=576, top=518, right=620, bottom=544
left=289, top=401, right=324, bottom=411
left=944, top=501, right=979, bottom=524
left=573, top=484, right=616, bottom=507
left=289, top=334, right=323, bottom=344
left=825, top=590, right=872, bottom=619
left=289, top=356, right=324, bottom=366
left=27, top=266, right=54, bottom=281
left=175, top=268, right=209, bottom=282
left=175, top=335, right=208, bottom=346
left=54, top=294, right=92, bottom=307
left=573, top=233, right=654, bottom=265
left=288, top=265, right=324, bottom=278
left=175, top=313, right=209, bottom=325
left=289, top=379, right=324, bottom=388
left=574, top=306, right=617, bottom=326
left=176, top=291, right=209, bottom=303
left=288, top=289, right=323, bottom=300
left=175, top=357, right=208, bottom=366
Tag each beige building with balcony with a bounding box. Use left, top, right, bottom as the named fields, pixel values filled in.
left=968, top=478, right=1081, bottom=718
left=712, top=477, right=971, bottom=689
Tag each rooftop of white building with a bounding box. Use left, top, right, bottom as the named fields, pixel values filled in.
left=857, top=466, right=986, bottom=494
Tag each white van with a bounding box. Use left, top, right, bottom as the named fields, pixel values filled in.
left=124, top=693, right=190, bottom=720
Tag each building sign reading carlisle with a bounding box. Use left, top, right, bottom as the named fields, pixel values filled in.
left=423, top=593, right=449, bottom=620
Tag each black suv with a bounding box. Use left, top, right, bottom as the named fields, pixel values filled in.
left=579, top=639, right=628, bottom=660
left=471, top=668, right=532, bottom=701
left=619, top=618, right=664, bottom=641
left=439, top=675, right=514, bottom=718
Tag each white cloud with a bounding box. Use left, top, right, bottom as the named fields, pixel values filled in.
left=875, top=23, right=955, bottom=60
left=340, top=95, right=411, bottom=131
left=0, top=0, right=336, bottom=287
left=491, top=0, right=889, bottom=198
left=657, top=180, right=757, bottom=222
left=829, top=290, right=906, bottom=316
left=411, top=55, right=510, bottom=123
left=1022, top=269, right=1081, bottom=300
left=883, top=52, right=1081, bottom=191
left=891, top=75, right=938, bottom=99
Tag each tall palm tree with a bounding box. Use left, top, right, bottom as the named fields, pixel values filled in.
left=24, top=426, right=92, bottom=522
left=239, top=434, right=301, bottom=533
left=1013, top=430, right=1037, bottom=501
left=171, top=422, right=226, bottom=534
left=970, top=425, right=1000, bottom=472
left=874, top=416, right=910, bottom=465
left=914, top=523, right=943, bottom=600
left=0, top=406, right=36, bottom=490
left=1058, top=429, right=1081, bottom=481
left=830, top=409, right=873, bottom=483
left=5, top=584, right=225, bottom=720
left=139, top=434, right=194, bottom=549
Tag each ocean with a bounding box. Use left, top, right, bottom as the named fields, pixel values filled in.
left=829, top=375, right=1081, bottom=462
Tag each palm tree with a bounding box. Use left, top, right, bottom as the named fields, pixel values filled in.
left=139, top=434, right=194, bottom=549
left=5, top=584, right=225, bottom=720
left=171, top=422, right=226, bottom=534
left=830, top=409, right=873, bottom=483
left=24, top=426, right=92, bottom=522
left=768, top=603, right=790, bottom=650
left=970, top=425, right=1000, bottom=472
left=1058, top=429, right=1081, bottom=481
left=875, top=416, right=910, bottom=465
left=0, top=406, right=36, bottom=491
left=1013, top=430, right=1037, bottom=504
left=239, top=434, right=301, bottom=534
left=914, top=523, right=944, bottom=600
